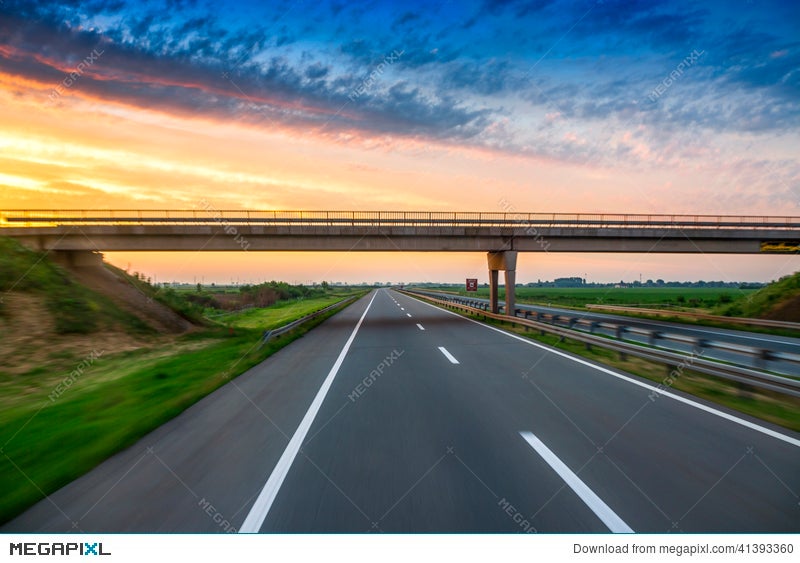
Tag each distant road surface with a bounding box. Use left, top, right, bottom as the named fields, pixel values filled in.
left=5, top=290, right=799, bottom=532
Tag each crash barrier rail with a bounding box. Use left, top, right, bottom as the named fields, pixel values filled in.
left=401, top=290, right=800, bottom=399
left=259, top=296, right=358, bottom=348
left=585, top=304, right=800, bottom=331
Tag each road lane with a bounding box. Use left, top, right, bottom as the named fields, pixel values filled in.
left=399, top=290, right=800, bottom=532
left=257, top=289, right=799, bottom=532
left=260, top=289, right=608, bottom=532
left=239, top=292, right=378, bottom=532
left=410, top=290, right=800, bottom=375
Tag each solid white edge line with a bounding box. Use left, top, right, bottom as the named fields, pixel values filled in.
left=519, top=431, right=634, bottom=533
left=438, top=346, right=459, bottom=364
left=405, top=293, right=800, bottom=448
left=416, top=323, right=425, bottom=331
left=239, top=291, right=378, bottom=533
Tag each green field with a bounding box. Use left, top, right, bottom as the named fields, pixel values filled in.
left=421, top=286, right=754, bottom=310
left=220, top=292, right=362, bottom=330
left=0, top=298, right=357, bottom=525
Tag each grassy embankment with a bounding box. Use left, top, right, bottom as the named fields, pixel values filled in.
left=0, top=238, right=153, bottom=334
left=715, top=272, right=800, bottom=320
left=0, top=237, right=365, bottom=523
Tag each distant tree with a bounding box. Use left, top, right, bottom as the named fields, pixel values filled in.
left=196, top=283, right=202, bottom=292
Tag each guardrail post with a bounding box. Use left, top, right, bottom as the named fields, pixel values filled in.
left=615, top=326, right=625, bottom=340
left=754, top=349, right=771, bottom=370
left=589, top=322, right=598, bottom=334
left=649, top=331, right=661, bottom=346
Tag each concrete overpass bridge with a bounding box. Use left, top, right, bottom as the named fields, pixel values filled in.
left=2, top=209, right=799, bottom=314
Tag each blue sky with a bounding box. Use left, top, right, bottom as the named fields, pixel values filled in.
left=5, top=0, right=798, bottom=151
left=1, top=0, right=798, bottom=282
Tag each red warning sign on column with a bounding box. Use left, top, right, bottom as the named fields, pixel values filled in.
left=466, top=278, right=478, bottom=292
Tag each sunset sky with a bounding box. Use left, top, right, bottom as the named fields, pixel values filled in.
left=1, top=0, right=798, bottom=284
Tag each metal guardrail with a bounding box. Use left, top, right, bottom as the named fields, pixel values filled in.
left=402, top=290, right=800, bottom=398
left=258, top=296, right=358, bottom=348
left=585, top=304, right=800, bottom=330
left=3, top=210, right=800, bottom=229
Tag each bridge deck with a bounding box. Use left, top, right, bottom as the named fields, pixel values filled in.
left=2, top=211, right=797, bottom=253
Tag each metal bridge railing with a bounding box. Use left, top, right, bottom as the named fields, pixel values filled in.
left=2, top=210, right=800, bottom=229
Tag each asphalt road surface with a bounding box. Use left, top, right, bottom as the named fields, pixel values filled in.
left=412, top=289, right=800, bottom=376
left=6, top=290, right=799, bottom=533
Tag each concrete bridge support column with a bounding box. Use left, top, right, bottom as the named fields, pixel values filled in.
left=487, top=250, right=517, bottom=316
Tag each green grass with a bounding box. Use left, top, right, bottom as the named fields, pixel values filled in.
left=420, top=285, right=755, bottom=310
left=222, top=293, right=362, bottom=330
left=411, top=294, right=800, bottom=433
left=716, top=272, right=800, bottom=319
left=0, top=238, right=153, bottom=334
left=0, top=299, right=357, bottom=525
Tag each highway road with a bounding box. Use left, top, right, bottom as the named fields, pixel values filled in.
left=5, top=289, right=799, bottom=533
left=411, top=289, right=800, bottom=376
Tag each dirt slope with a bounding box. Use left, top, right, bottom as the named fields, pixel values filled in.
left=67, top=263, right=194, bottom=333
